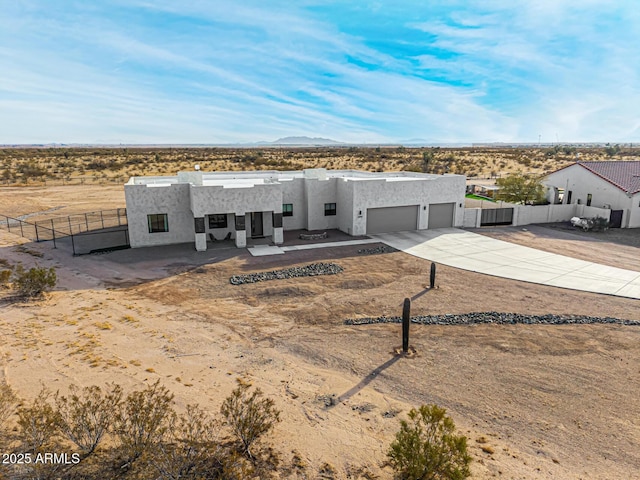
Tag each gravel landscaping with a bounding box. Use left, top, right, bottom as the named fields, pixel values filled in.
left=357, top=245, right=398, bottom=255
left=345, top=312, right=640, bottom=326
left=230, top=262, right=344, bottom=285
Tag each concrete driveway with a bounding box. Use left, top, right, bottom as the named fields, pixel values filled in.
left=372, top=228, right=640, bottom=300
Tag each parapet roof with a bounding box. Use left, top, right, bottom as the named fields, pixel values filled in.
left=127, top=168, right=449, bottom=187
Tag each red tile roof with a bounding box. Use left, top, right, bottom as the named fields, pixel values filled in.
left=577, top=161, right=640, bottom=195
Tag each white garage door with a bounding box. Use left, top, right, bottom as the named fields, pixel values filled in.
left=428, top=202, right=455, bottom=229
left=366, top=205, right=419, bottom=234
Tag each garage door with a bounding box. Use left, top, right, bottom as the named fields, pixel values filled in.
left=366, top=205, right=419, bottom=234
left=428, top=203, right=455, bottom=229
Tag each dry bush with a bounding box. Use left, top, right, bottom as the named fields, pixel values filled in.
left=220, top=379, right=281, bottom=459
left=152, top=404, right=224, bottom=479
left=112, top=380, right=175, bottom=471
left=0, top=383, right=18, bottom=448
left=12, top=265, right=57, bottom=298
left=15, top=388, right=61, bottom=454
left=54, top=384, right=122, bottom=456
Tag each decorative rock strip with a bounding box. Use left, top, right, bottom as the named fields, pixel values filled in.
left=230, top=262, right=343, bottom=285
left=345, top=312, right=640, bottom=326
left=357, top=245, right=398, bottom=255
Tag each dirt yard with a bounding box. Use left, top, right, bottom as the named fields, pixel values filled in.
left=1, top=185, right=639, bottom=479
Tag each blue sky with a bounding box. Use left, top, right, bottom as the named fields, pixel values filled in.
left=1, top=1, right=639, bottom=144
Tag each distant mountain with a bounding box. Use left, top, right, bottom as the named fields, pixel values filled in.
left=270, top=136, right=341, bottom=145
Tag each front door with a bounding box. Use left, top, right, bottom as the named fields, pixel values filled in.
left=251, top=212, right=263, bottom=237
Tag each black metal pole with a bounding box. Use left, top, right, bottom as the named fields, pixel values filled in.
left=430, top=262, right=436, bottom=289
left=51, top=220, right=56, bottom=249
left=402, top=298, right=410, bottom=353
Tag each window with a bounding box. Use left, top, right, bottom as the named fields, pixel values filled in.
left=567, top=190, right=573, bottom=204
left=324, top=203, right=336, bottom=216
left=282, top=204, right=293, bottom=217
left=208, top=214, right=227, bottom=229
left=586, top=194, right=592, bottom=207
left=147, top=214, right=168, bottom=233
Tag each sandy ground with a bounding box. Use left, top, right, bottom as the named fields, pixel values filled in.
left=1, top=186, right=640, bottom=478
left=0, top=185, right=124, bottom=220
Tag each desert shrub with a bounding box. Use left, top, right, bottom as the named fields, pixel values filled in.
left=0, top=383, right=18, bottom=447
left=15, top=388, right=61, bottom=454
left=12, top=265, right=57, bottom=298
left=153, top=404, right=224, bottom=479
left=591, top=216, right=610, bottom=232
left=54, top=384, right=122, bottom=456
left=388, top=404, right=471, bottom=480
left=0, top=269, right=11, bottom=287
left=113, top=380, right=175, bottom=469
left=220, top=379, right=281, bottom=459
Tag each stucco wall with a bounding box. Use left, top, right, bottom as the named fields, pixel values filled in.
left=628, top=194, right=640, bottom=228
left=544, top=165, right=638, bottom=227
left=349, top=175, right=465, bottom=235
left=280, top=178, right=307, bottom=230
left=189, top=183, right=282, bottom=217
left=336, top=178, right=356, bottom=234
left=304, top=178, right=339, bottom=231
left=545, top=165, right=632, bottom=210
left=125, top=184, right=194, bottom=248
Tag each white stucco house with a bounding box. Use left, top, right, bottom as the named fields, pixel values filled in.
left=124, top=168, right=466, bottom=250
left=544, top=161, right=640, bottom=228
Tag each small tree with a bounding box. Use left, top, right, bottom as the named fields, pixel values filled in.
left=495, top=173, right=546, bottom=205
left=12, top=265, right=57, bottom=298
left=388, top=404, right=471, bottom=480
left=220, top=379, right=281, bottom=459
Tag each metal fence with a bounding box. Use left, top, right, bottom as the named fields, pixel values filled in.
left=0, top=215, right=64, bottom=246
left=1, top=208, right=129, bottom=255
left=480, top=207, right=514, bottom=226
left=34, top=208, right=127, bottom=239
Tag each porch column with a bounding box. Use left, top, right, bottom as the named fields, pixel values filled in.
left=234, top=214, right=246, bottom=248
left=194, top=217, right=206, bottom=251
left=272, top=212, right=283, bottom=244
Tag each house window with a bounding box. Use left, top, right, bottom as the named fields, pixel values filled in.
left=147, top=213, right=168, bottom=233
left=567, top=191, right=573, bottom=204
left=282, top=204, right=293, bottom=217
left=586, top=194, right=592, bottom=206
left=324, top=203, right=336, bottom=216
left=208, top=214, right=227, bottom=229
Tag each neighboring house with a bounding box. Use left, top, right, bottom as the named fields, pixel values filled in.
left=544, top=161, right=640, bottom=228
left=125, top=168, right=465, bottom=250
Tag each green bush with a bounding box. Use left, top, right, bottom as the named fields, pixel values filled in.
left=12, top=265, right=57, bottom=298
left=388, top=404, right=471, bottom=480
left=220, top=379, right=281, bottom=459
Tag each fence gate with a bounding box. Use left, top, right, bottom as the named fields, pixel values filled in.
left=609, top=210, right=623, bottom=228
left=480, top=207, right=514, bottom=226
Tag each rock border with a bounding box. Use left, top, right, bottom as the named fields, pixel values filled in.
left=345, top=312, right=640, bottom=326
left=230, top=262, right=343, bottom=285
left=357, top=245, right=398, bottom=255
